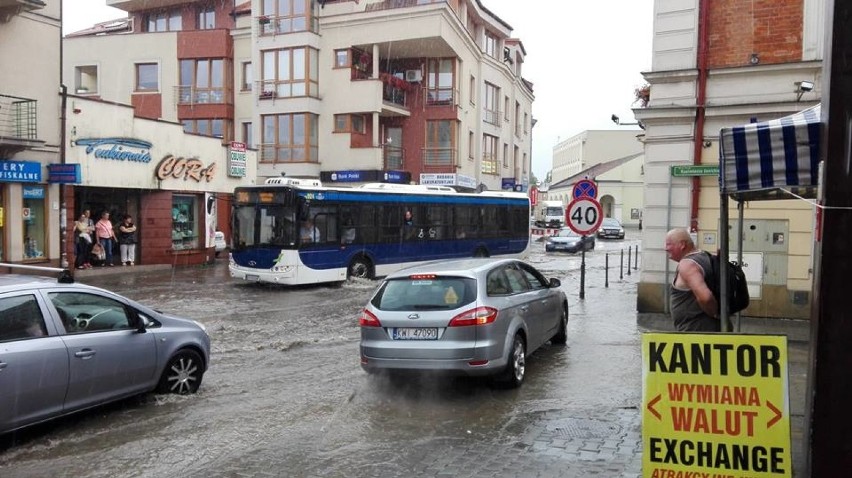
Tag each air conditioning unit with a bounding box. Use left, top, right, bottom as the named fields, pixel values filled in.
left=405, top=69, right=423, bottom=82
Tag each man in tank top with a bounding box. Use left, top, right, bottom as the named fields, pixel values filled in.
left=665, top=228, right=725, bottom=332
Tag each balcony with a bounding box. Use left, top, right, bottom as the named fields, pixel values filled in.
left=366, top=0, right=447, bottom=12
left=257, top=13, right=318, bottom=36
left=422, top=147, right=456, bottom=170
left=106, top=0, right=184, bottom=12
left=174, top=86, right=230, bottom=106
left=425, top=87, right=457, bottom=107
left=256, top=80, right=319, bottom=101
left=0, top=94, right=43, bottom=155
left=484, top=108, right=501, bottom=126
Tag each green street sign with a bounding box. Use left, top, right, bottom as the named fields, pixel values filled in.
left=670, top=165, right=720, bottom=177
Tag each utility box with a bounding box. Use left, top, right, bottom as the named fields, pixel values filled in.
left=719, top=219, right=790, bottom=301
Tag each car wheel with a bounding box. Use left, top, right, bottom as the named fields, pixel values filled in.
left=551, top=305, right=568, bottom=345
left=157, top=349, right=204, bottom=395
left=495, top=334, right=525, bottom=388
left=348, top=256, right=373, bottom=280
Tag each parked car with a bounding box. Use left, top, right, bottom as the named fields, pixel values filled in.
left=545, top=228, right=596, bottom=253
left=359, top=258, right=568, bottom=388
left=214, top=231, right=228, bottom=256
left=597, top=217, right=626, bottom=239
left=0, top=267, right=210, bottom=435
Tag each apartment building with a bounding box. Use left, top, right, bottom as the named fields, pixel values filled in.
left=634, top=0, right=823, bottom=319
left=66, top=0, right=534, bottom=194
left=0, top=0, right=62, bottom=264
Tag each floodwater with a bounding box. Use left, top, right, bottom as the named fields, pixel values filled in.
left=1, top=233, right=651, bottom=477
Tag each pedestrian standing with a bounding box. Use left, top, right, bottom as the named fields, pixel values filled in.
left=664, top=228, right=727, bottom=332
left=74, top=213, right=93, bottom=269
left=118, top=214, right=137, bottom=266
left=95, top=211, right=117, bottom=266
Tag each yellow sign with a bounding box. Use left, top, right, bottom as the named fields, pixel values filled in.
left=642, top=333, right=791, bottom=478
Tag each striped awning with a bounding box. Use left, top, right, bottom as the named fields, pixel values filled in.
left=719, top=105, right=821, bottom=200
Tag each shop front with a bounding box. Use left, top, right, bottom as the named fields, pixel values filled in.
left=65, top=98, right=256, bottom=267
left=0, top=160, right=57, bottom=263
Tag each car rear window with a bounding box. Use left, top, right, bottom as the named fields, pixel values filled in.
left=371, top=277, right=477, bottom=311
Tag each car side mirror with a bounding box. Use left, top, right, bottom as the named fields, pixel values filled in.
left=549, top=278, right=561, bottom=288
left=134, top=312, right=148, bottom=333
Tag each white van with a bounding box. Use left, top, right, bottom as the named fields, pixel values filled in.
left=536, top=201, right=565, bottom=228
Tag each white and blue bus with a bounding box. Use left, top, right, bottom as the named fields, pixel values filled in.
left=229, top=179, right=530, bottom=285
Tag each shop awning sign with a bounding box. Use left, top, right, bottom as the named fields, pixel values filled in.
left=0, top=160, right=41, bottom=183
left=228, top=141, right=247, bottom=178
left=642, top=333, right=792, bottom=477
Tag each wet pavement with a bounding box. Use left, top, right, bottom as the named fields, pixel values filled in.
left=0, top=231, right=809, bottom=477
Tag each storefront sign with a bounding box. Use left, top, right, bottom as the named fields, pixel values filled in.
left=330, top=170, right=368, bottom=182
left=420, top=173, right=478, bottom=189
left=156, top=155, right=216, bottom=182
left=76, top=137, right=153, bottom=163
left=23, top=185, right=45, bottom=198
left=457, top=174, right=476, bottom=189
left=383, top=171, right=408, bottom=184
left=228, top=141, right=247, bottom=178
left=47, top=163, right=82, bottom=183
left=0, top=160, right=42, bottom=183
left=321, top=170, right=411, bottom=184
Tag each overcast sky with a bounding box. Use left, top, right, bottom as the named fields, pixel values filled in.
left=63, top=0, right=654, bottom=181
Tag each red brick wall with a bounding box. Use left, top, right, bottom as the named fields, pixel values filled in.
left=707, top=0, right=803, bottom=68
left=131, top=93, right=162, bottom=120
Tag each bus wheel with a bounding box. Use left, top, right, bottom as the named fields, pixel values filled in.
left=473, top=247, right=489, bottom=258
left=348, top=256, right=373, bottom=280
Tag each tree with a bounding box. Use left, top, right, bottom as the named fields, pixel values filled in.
left=528, top=171, right=539, bottom=186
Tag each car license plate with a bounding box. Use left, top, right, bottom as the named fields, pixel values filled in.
left=246, top=274, right=260, bottom=281
left=392, top=328, right=438, bottom=340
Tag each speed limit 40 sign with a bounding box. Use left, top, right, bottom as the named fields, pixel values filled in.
left=566, top=197, right=603, bottom=235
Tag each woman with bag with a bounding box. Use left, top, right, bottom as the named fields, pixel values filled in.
left=94, top=211, right=117, bottom=266
left=118, top=214, right=138, bottom=266
left=74, top=213, right=93, bottom=269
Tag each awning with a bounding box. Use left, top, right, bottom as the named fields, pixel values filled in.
left=719, top=104, right=821, bottom=200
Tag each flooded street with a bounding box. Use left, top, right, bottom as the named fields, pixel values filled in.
left=1, top=233, right=648, bottom=477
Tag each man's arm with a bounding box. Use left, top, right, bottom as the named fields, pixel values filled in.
left=679, top=259, right=719, bottom=318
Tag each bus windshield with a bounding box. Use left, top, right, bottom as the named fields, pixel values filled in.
left=233, top=204, right=298, bottom=249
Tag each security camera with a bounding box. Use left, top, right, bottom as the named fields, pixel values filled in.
left=611, top=114, right=620, bottom=125
left=798, top=81, right=814, bottom=92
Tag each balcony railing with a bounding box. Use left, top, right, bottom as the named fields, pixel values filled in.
left=382, top=86, right=407, bottom=107
left=425, top=87, right=457, bottom=107
left=422, top=147, right=455, bottom=168
left=384, top=145, right=404, bottom=170
left=257, top=13, right=318, bottom=36
left=0, top=94, right=37, bottom=140
left=259, top=143, right=318, bottom=163
left=256, top=80, right=319, bottom=100
left=484, top=108, right=501, bottom=126
left=174, top=86, right=230, bottom=105
left=366, top=0, right=447, bottom=12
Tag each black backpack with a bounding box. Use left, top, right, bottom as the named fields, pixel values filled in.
left=704, top=251, right=750, bottom=314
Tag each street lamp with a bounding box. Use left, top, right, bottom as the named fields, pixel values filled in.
left=611, top=114, right=641, bottom=126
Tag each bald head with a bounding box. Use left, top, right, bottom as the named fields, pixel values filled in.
left=665, top=228, right=695, bottom=262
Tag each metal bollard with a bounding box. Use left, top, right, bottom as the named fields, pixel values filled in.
left=580, top=246, right=586, bottom=300
left=627, top=247, right=632, bottom=276
left=605, top=253, right=609, bottom=288
left=634, top=245, right=639, bottom=270
left=620, top=249, right=624, bottom=280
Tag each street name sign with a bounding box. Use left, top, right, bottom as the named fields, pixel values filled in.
left=671, top=165, right=720, bottom=177
left=642, top=333, right=792, bottom=478
left=565, top=197, right=603, bottom=235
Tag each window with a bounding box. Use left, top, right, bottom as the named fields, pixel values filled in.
left=524, top=112, right=529, bottom=134
left=426, top=58, right=454, bottom=105
left=48, top=292, right=133, bottom=333
left=515, top=100, right=521, bottom=136
left=74, top=65, right=98, bottom=94
left=484, top=82, right=500, bottom=125
left=334, top=114, right=365, bottom=134
left=22, top=186, right=46, bottom=259
left=260, top=0, right=314, bottom=35
left=183, top=119, right=228, bottom=140
left=334, top=49, right=351, bottom=68
left=135, top=63, right=159, bottom=92
left=485, top=31, right=499, bottom=59
left=146, top=10, right=182, bottom=32
left=242, top=122, right=253, bottom=148
left=424, top=120, right=455, bottom=166
left=503, top=143, right=509, bottom=168
left=513, top=146, right=519, bottom=171
left=179, top=59, right=228, bottom=103
left=481, top=134, right=498, bottom=175
left=261, top=113, right=318, bottom=163
left=198, top=6, right=215, bottom=29
left=172, top=195, right=198, bottom=250
left=469, top=75, right=475, bottom=105
left=0, top=295, right=46, bottom=341
left=241, top=62, right=253, bottom=91
left=260, top=47, right=319, bottom=98
left=468, top=131, right=474, bottom=160
left=504, top=95, right=510, bottom=121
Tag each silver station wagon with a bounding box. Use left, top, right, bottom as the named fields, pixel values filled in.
left=359, top=258, right=568, bottom=387
left=0, top=268, right=210, bottom=435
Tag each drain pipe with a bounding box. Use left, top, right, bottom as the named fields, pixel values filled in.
left=691, top=0, right=709, bottom=233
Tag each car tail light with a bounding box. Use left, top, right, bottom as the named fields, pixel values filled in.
left=409, top=274, right=437, bottom=280
left=359, top=309, right=382, bottom=327
left=448, top=306, right=498, bottom=327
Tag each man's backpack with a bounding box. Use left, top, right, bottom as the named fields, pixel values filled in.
left=704, top=251, right=750, bottom=314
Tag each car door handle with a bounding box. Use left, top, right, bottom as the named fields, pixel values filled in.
left=519, top=305, right=529, bottom=312
left=74, top=349, right=96, bottom=359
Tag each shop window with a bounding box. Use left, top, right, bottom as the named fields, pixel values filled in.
left=0, top=193, right=4, bottom=260
left=23, top=186, right=46, bottom=260
left=172, top=196, right=198, bottom=250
